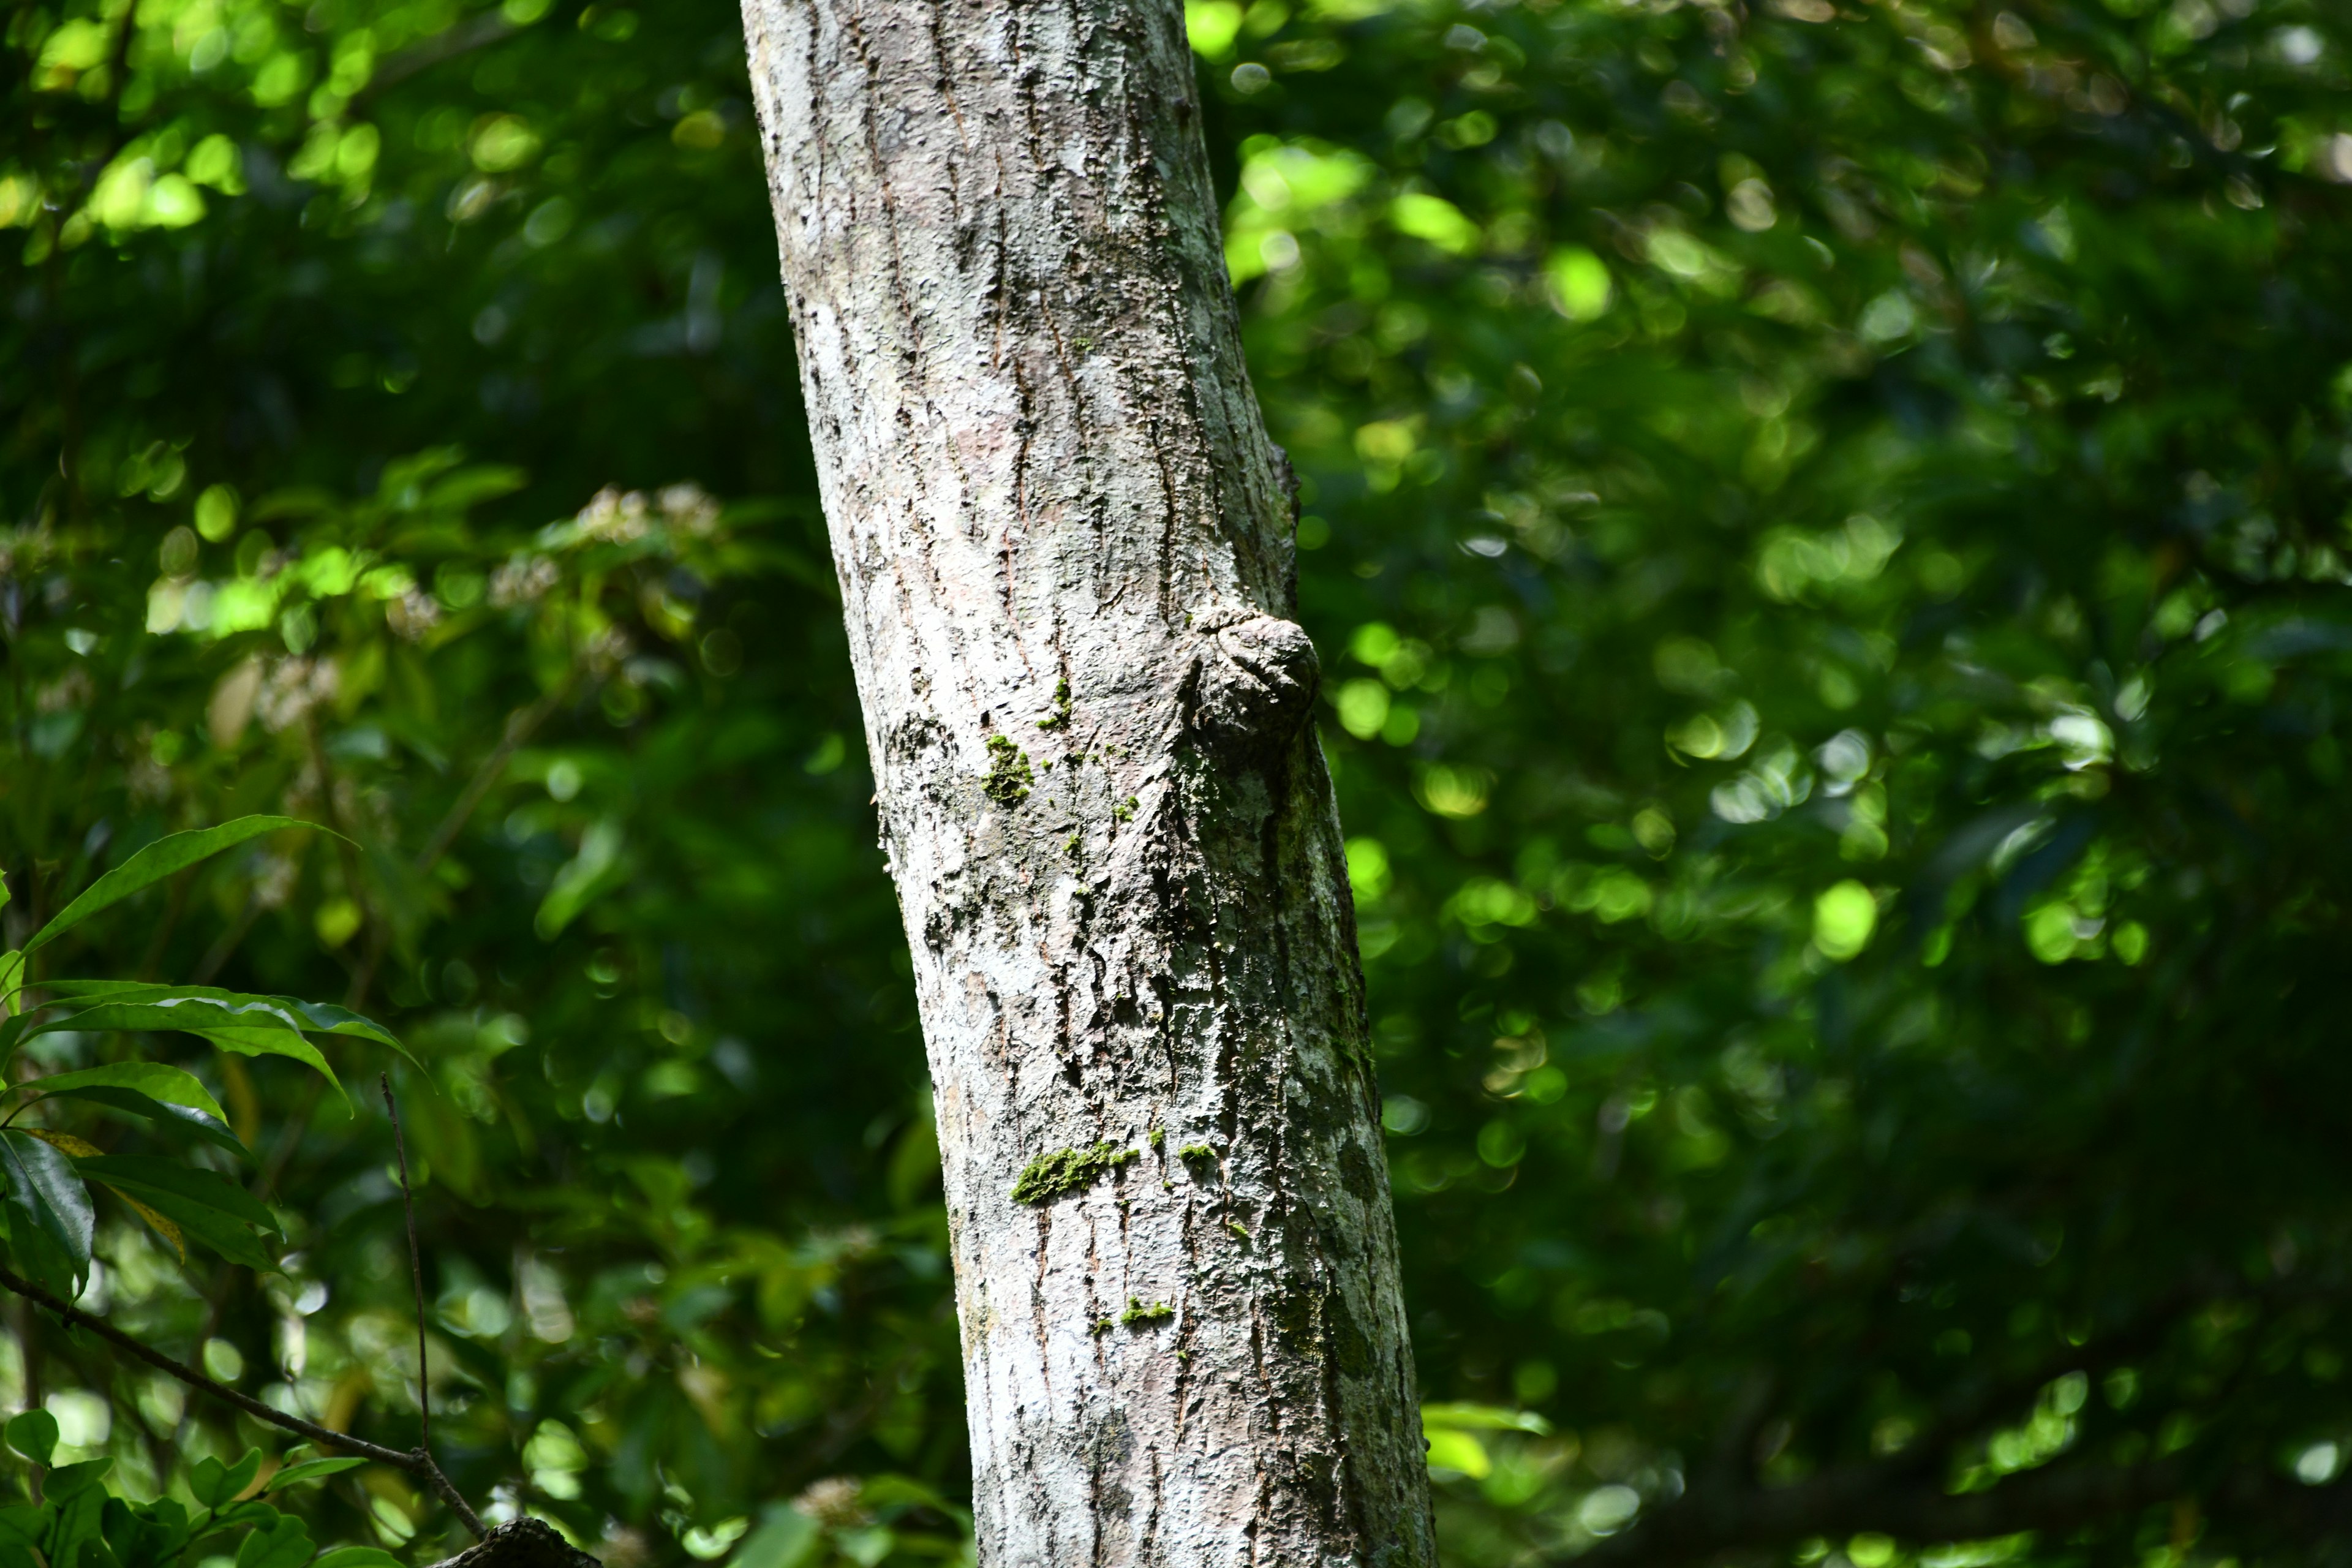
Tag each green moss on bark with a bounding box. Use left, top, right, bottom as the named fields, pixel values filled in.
left=1011, top=1141, right=1136, bottom=1204
left=983, top=734, right=1033, bottom=805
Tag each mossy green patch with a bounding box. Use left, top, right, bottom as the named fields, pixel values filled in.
left=1038, top=676, right=1071, bottom=730
left=983, top=734, right=1033, bottom=805
left=1011, top=1141, right=1136, bottom=1205
left=1120, top=1297, right=1174, bottom=1327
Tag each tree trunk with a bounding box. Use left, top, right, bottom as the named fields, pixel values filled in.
left=737, top=5, right=1436, bottom=1565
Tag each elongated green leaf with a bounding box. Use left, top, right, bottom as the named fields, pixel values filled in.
left=260, top=1457, right=367, bottom=1491
left=273, top=998, right=415, bottom=1064
left=24, top=818, right=328, bottom=955
left=15, top=998, right=307, bottom=1049
left=20, top=1063, right=229, bottom=1126
left=0, top=1129, right=92, bottom=1287
left=74, top=1156, right=282, bottom=1234
left=76, top=1180, right=268, bottom=1269
left=190, top=1029, right=344, bottom=1100
left=0, top=992, right=347, bottom=1099
left=31, top=1088, right=246, bottom=1158
left=0, top=951, right=20, bottom=1008
left=40, top=982, right=414, bottom=1071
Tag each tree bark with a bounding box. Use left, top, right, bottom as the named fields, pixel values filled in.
left=737, top=4, right=1436, bottom=1566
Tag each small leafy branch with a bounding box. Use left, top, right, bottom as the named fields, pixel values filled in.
left=0, top=1409, right=391, bottom=1568
left=0, top=818, right=484, bottom=1543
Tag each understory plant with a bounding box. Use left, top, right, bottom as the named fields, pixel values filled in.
left=0, top=820, right=477, bottom=1555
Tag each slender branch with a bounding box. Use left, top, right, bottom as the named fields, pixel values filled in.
left=134, top=868, right=194, bottom=982
left=192, top=890, right=263, bottom=986
left=381, top=1074, right=432, bottom=1453
left=1566, top=1450, right=2352, bottom=1568
left=381, top=1073, right=484, bottom=1540
left=255, top=1075, right=329, bottom=1200
left=301, top=714, right=386, bottom=1012
left=416, top=677, right=576, bottom=876
left=1575, top=1283, right=2247, bottom=1568
left=0, top=1260, right=418, bottom=1469
left=353, top=11, right=516, bottom=106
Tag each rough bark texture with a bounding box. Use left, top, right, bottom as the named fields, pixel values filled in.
left=738, top=4, right=1435, bottom=1566
left=427, top=1521, right=600, bottom=1568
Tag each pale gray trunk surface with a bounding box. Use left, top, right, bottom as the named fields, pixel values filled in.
left=738, top=4, right=1434, bottom=1564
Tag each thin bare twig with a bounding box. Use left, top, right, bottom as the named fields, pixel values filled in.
left=381, top=1072, right=485, bottom=1539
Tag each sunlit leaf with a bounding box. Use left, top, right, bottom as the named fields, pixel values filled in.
left=13, top=1061, right=230, bottom=1126
left=23, top=818, right=330, bottom=954
left=105, top=1185, right=186, bottom=1262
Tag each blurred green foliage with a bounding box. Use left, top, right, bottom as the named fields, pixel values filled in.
left=6, top=0, right=2352, bottom=1566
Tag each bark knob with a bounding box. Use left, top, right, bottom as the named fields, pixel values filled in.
left=1190, top=614, right=1320, bottom=752
left=426, top=1520, right=601, bottom=1568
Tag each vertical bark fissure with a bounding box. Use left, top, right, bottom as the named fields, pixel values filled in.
left=742, top=3, right=1436, bottom=1564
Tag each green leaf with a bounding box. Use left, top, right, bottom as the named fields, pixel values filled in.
left=3, top=1006, right=308, bottom=1081
left=190, top=1451, right=263, bottom=1509
left=1417, top=1401, right=1554, bottom=1435
left=728, top=1506, right=822, bottom=1568
left=31, top=982, right=400, bottom=1087
left=19, top=1063, right=230, bottom=1127
left=0, top=1130, right=93, bottom=1289
left=39, top=982, right=404, bottom=1055
left=92, top=1188, right=270, bottom=1271
left=0, top=1506, right=43, bottom=1551
left=313, top=1550, right=404, bottom=1568
left=232, top=1513, right=311, bottom=1568
left=43, top=1460, right=113, bottom=1501
left=76, top=1155, right=283, bottom=1233
left=102, top=1491, right=191, bottom=1568
left=13, top=998, right=308, bottom=1054
left=23, top=818, right=328, bottom=955
left=29, top=1088, right=246, bottom=1159
left=0, top=952, right=20, bottom=1009
left=259, top=1457, right=366, bottom=1491
left=0, top=989, right=346, bottom=1100
left=4, top=1411, right=57, bottom=1466
left=47, top=1476, right=106, bottom=1568
left=187, top=1029, right=345, bottom=1101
